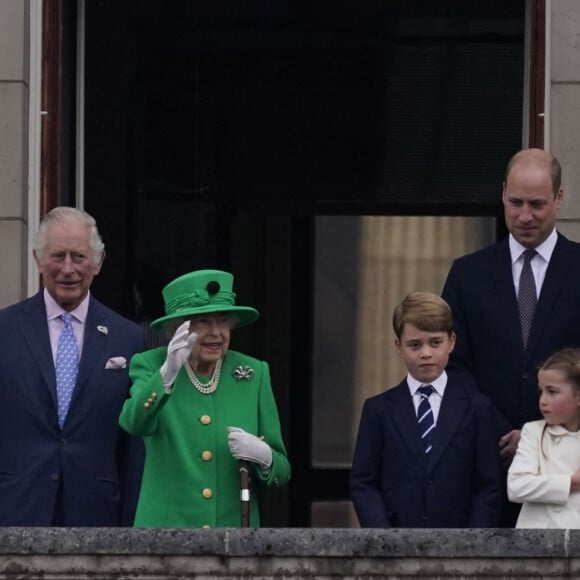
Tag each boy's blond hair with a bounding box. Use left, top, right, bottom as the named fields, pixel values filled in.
left=392, top=292, right=454, bottom=340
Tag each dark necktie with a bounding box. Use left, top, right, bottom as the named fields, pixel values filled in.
left=55, top=312, right=79, bottom=428
left=518, top=249, right=537, bottom=349
left=417, top=385, right=435, bottom=454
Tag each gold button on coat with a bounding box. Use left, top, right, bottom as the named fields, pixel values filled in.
left=202, top=488, right=213, bottom=499
left=201, top=451, right=213, bottom=461
left=200, top=415, right=211, bottom=425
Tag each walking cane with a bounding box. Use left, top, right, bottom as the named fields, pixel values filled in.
left=239, top=459, right=251, bottom=527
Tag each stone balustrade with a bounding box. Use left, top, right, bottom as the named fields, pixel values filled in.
left=0, top=527, right=576, bottom=579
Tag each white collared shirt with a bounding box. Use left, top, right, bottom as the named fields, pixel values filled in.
left=44, top=288, right=90, bottom=364
left=509, top=228, right=558, bottom=298
left=407, top=371, right=448, bottom=425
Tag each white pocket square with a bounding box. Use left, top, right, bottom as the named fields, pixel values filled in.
left=105, top=356, right=127, bottom=369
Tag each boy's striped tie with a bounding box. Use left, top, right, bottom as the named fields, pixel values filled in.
left=417, top=385, right=435, bottom=454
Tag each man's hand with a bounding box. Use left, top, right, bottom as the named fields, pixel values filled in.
left=159, top=321, right=197, bottom=388
left=227, top=426, right=273, bottom=470
left=499, top=429, right=521, bottom=469
left=570, top=467, right=580, bottom=493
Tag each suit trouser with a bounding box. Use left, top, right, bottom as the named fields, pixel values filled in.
left=51, top=481, right=64, bottom=526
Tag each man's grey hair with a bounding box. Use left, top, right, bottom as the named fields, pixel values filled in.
left=33, top=206, right=105, bottom=264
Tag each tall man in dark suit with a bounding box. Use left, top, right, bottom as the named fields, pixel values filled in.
left=0, top=207, right=144, bottom=526
left=442, top=148, right=580, bottom=525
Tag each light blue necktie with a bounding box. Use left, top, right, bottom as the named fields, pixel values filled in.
left=55, top=312, right=79, bottom=428
left=417, top=385, right=435, bottom=454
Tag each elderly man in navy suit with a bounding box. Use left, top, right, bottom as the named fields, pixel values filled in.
left=0, top=207, right=144, bottom=526
left=442, top=148, right=580, bottom=525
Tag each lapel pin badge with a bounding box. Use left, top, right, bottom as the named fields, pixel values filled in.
left=97, top=325, right=109, bottom=335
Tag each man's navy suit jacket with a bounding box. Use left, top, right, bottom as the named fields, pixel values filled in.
left=0, top=291, right=145, bottom=526
left=442, top=233, right=580, bottom=435
left=350, top=374, right=502, bottom=528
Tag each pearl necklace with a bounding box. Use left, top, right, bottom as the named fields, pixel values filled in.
left=184, top=358, right=222, bottom=395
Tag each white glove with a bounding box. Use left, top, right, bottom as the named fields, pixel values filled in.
left=227, top=426, right=273, bottom=470
left=159, top=321, right=197, bottom=388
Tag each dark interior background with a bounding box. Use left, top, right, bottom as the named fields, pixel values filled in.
left=81, top=0, right=525, bottom=526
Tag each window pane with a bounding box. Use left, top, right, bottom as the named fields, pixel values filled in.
left=312, top=215, right=495, bottom=467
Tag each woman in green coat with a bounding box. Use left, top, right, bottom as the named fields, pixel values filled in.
left=119, top=269, right=291, bottom=527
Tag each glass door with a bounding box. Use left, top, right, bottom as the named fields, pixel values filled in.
left=309, top=215, right=496, bottom=526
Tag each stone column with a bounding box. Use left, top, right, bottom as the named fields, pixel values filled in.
left=550, top=0, right=580, bottom=240
left=0, top=1, right=35, bottom=307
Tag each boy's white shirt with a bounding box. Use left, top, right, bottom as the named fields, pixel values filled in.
left=406, top=370, right=447, bottom=424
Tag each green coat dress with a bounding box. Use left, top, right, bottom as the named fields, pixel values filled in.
left=119, top=348, right=291, bottom=528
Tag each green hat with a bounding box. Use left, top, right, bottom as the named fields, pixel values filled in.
left=150, top=269, right=259, bottom=329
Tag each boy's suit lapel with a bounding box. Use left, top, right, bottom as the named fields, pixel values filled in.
left=427, top=379, right=469, bottom=470
left=388, top=382, right=430, bottom=465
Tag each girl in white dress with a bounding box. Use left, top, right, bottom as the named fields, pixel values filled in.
left=508, top=347, right=580, bottom=528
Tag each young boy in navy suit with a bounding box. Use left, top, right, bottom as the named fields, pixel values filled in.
left=350, top=292, right=502, bottom=527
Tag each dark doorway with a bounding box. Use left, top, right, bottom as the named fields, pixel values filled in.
left=83, top=0, right=526, bottom=526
